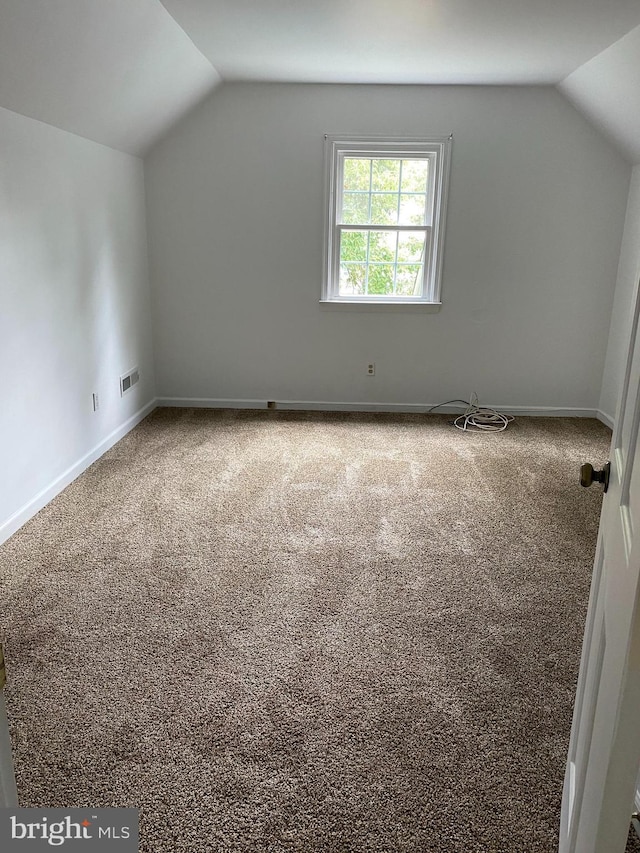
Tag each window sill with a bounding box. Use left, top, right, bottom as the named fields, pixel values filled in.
left=319, top=300, right=442, bottom=313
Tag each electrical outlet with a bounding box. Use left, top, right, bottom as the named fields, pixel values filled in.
left=92, top=393, right=99, bottom=412
left=367, top=363, right=375, bottom=375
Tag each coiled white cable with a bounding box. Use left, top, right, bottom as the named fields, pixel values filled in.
left=429, top=393, right=514, bottom=433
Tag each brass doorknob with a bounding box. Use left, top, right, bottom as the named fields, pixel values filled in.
left=580, top=461, right=610, bottom=493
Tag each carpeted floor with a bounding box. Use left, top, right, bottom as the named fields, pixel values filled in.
left=0, top=409, right=617, bottom=851
left=628, top=826, right=640, bottom=852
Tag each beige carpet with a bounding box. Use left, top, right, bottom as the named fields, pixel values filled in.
left=0, top=409, right=614, bottom=851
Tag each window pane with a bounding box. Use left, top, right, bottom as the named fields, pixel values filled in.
left=371, top=193, right=398, bottom=225
left=339, top=263, right=366, bottom=295
left=371, top=159, right=400, bottom=192
left=401, top=159, right=429, bottom=193
left=343, top=158, right=371, bottom=192
left=399, top=194, right=426, bottom=226
left=342, top=192, right=370, bottom=225
left=340, top=230, right=368, bottom=263
left=396, top=264, right=423, bottom=296
left=397, top=232, right=426, bottom=264
left=369, top=230, right=397, bottom=263
left=327, top=137, right=451, bottom=304
left=368, top=264, right=395, bottom=295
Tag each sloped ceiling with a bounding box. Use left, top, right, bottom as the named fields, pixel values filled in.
left=558, top=24, right=640, bottom=165
left=0, top=0, right=639, bottom=159
left=0, top=0, right=220, bottom=156
left=159, top=0, right=640, bottom=85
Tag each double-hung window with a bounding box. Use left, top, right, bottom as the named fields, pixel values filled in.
left=323, top=135, right=452, bottom=307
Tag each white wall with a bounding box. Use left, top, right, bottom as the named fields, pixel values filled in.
left=599, top=166, right=640, bottom=424
left=145, top=83, right=630, bottom=413
left=0, top=106, right=155, bottom=541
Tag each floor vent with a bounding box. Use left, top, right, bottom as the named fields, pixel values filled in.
left=120, top=367, right=140, bottom=397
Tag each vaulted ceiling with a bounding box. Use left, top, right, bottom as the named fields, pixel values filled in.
left=0, top=0, right=220, bottom=155
left=160, top=0, right=640, bottom=86
left=1, top=0, right=639, bottom=159
left=559, top=24, right=640, bottom=164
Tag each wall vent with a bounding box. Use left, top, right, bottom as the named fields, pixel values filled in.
left=120, top=367, right=140, bottom=397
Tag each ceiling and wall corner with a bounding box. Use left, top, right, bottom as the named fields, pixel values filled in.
left=557, top=24, right=640, bottom=165
left=0, top=2, right=638, bottom=157
left=0, top=0, right=221, bottom=156
left=158, top=0, right=640, bottom=87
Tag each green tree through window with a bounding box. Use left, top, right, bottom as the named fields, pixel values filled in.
left=323, top=136, right=452, bottom=305
left=339, top=157, right=429, bottom=296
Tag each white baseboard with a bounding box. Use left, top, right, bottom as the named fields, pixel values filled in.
left=0, top=398, right=157, bottom=546
left=596, top=410, right=615, bottom=429
left=156, top=397, right=267, bottom=410
left=157, top=397, right=602, bottom=419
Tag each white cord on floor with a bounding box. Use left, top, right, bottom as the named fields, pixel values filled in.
left=428, top=393, right=514, bottom=432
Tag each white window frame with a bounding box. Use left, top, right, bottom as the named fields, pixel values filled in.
left=322, top=134, right=452, bottom=307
